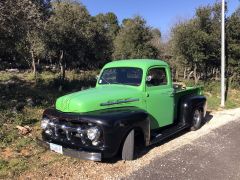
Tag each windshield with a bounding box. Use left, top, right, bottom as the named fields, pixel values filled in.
left=98, top=67, right=143, bottom=86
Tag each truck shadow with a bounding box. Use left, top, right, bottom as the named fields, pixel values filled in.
left=135, top=111, right=213, bottom=159
left=102, top=111, right=213, bottom=163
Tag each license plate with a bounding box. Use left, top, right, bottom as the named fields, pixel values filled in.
left=50, top=143, right=63, bottom=154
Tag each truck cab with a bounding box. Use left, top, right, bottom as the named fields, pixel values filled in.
left=39, top=59, right=207, bottom=161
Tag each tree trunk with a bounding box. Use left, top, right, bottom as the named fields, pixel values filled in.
left=31, top=50, right=37, bottom=80
left=59, top=50, right=65, bottom=81
left=175, top=69, right=179, bottom=81
left=204, top=63, right=207, bottom=81
left=212, top=68, right=215, bottom=79
left=215, top=68, right=219, bottom=80
left=193, top=63, right=200, bottom=85
left=183, top=67, right=187, bottom=79
left=229, top=72, right=237, bottom=86
left=193, top=63, right=197, bottom=82
left=187, top=71, right=194, bottom=80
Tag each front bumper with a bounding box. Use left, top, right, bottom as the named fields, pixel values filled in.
left=37, top=138, right=102, bottom=161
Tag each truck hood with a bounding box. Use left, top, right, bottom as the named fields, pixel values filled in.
left=55, top=85, right=144, bottom=113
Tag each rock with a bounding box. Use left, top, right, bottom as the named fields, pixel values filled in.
left=16, top=125, right=32, bottom=135
left=6, top=68, right=19, bottom=73
left=26, top=98, right=35, bottom=107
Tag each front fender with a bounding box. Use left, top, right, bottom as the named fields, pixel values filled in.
left=42, top=107, right=150, bottom=158
left=88, top=107, right=150, bottom=157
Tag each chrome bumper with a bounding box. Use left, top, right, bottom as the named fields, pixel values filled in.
left=37, top=138, right=102, bottom=161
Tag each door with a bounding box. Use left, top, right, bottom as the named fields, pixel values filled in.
left=145, top=67, right=174, bottom=129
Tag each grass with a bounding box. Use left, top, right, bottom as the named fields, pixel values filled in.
left=0, top=70, right=98, bottom=178
left=0, top=70, right=239, bottom=178
left=182, top=80, right=240, bottom=110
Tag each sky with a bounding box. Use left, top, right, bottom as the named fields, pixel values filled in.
left=80, top=0, right=240, bottom=40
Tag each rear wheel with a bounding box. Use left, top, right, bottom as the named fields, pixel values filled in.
left=191, top=108, right=203, bottom=131
left=122, top=130, right=134, bottom=160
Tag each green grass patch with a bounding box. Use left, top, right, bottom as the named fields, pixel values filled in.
left=182, top=79, right=240, bottom=110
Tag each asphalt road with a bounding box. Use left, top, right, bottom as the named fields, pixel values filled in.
left=126, top=119, right=240, bottom=180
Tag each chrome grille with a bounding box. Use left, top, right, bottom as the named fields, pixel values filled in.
left=46, top=121, right=87, bottom=142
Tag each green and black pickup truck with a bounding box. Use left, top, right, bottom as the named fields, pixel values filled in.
left=39, top=59, right=207, bottom=161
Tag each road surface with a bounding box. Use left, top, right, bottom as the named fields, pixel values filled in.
left=126, top=118, right=240, bottom=180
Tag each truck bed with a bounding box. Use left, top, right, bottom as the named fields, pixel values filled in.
left=173, top=86, right=203, bottom=121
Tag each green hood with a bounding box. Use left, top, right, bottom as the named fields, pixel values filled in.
left=55, top=85, right=144, bottom=113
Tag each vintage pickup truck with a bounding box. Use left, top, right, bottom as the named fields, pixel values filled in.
left=39, top=59, right=207, bottom=161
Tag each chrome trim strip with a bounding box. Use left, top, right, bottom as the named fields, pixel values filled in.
left=100, top=98, right=139, bottom=106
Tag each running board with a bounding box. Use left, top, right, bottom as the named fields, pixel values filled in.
left=150, top=124, right=190, bottom=145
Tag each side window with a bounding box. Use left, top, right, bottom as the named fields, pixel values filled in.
left=147, top=68, right=167, bottom=86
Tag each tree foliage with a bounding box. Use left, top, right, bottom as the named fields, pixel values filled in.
left=226, top=7, right=240, bottom=83
left=113, top=16, right=158, bottom=59
left=0, top=1, right=239, bottom=85
left=169, top=3, right=240, bottom=84
left=0, top=0, right=50, bottom=70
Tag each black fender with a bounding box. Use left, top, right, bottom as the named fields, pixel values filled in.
left=42, top=107, right=150, bottom=158
left=179, top=95, right=207, bottom=125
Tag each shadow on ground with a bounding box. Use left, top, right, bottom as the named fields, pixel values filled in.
left=0, top=75, right=96, bottom=111
left=102, top=111, right=214, bottom=163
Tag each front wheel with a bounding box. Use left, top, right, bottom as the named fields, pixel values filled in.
left=191, top=108, right=203, bottom=131
left=122, top=130, right=135, bottom=160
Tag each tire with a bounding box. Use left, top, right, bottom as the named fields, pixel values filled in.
left=191, top=108, right=203, bottom=131
left=122, top=129, right=134, bottom=160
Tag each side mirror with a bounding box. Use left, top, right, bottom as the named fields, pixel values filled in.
left=146, top=75, right=152, bottom=82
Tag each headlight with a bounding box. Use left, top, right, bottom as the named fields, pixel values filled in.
left=41, top=118, right=49, bottom=129
left=87, top=127, right=101, bottom=141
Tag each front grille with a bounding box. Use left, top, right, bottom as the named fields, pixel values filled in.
left=44, top=120, right=90, bottom=146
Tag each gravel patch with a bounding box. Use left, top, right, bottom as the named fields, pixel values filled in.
left=20, top=108, right=240, bottom=180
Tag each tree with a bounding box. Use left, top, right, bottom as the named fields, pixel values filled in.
left=170, top=3, right=222, bottom=84
left=150, top=28, right=163, bottom=58
left=46, top=0, right=115, bottom=80
left=226, top=7, right=240, bottom=85
left=0, top=0, right=50, bottom=75
left=95, top=12, right=120, bottom=61
left=95, top=12, right=119, bottom=41
left=46, top=0, right=91, bottom=79
left=113, top=16, right=158, bottom=59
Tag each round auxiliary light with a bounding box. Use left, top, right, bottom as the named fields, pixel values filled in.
left=87, top=127, right=101, bottom=141
left=41, top=118, right=49, bottom=129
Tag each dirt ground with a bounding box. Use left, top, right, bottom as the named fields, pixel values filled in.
left=16, top=108, right=240, bottom=180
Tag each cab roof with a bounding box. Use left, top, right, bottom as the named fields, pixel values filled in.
left=103, top=59, right=169, bottom=69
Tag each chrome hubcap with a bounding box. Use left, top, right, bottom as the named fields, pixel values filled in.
left=193, top=110, right=201, bottom=125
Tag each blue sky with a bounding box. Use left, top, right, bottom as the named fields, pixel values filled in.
left=80, top=0, right=240, bottom=39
